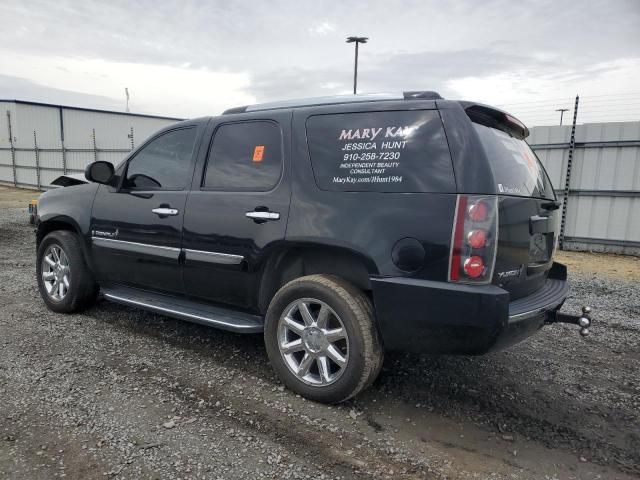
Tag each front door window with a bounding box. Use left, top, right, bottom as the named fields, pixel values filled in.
left=125, top=127, right=197, bottom=190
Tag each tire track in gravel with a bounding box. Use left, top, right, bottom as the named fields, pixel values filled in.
left=109, top=360, right=438, bottom=480
left=77, top=303, right=446, bottom=479
left=376, top=348, right=640, bottom=476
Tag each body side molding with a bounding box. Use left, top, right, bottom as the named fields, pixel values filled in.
left=183, top=248, right=244, bottom=265
left=91, top=237, right=181, bottom=260
left=92, top=238, right=245, bottom=265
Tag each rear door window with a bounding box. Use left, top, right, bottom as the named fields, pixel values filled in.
left=306, top=110, right=455, bottom=193
left=203, top=121, right=283, bottom=191
left=473, top=123, right=555, bottom=200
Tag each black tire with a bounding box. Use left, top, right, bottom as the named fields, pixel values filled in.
left=36, top=230, right=98, bottom=313
left=264, top=274, right=383, bottom=403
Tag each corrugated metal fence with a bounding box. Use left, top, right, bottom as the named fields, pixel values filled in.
left=0, top=100, right=180, bottom=189
left=530, top=121, right=640, bottom=255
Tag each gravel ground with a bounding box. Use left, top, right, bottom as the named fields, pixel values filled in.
left=1, top=205, right=639, bottom=480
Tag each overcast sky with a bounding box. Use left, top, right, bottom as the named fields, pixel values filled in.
left=1, top=0, right=639, bottom=125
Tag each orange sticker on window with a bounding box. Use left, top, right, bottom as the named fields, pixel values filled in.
left=253, top=145, right=265, bottom=162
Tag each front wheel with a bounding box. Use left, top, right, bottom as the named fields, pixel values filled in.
left=36, top=230, right=98, bottom=313
left=264, top=275, right=383, bottom=403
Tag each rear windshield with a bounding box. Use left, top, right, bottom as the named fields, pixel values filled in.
left=473, top=123, right=555, bottom=200
left=306, top=110, right=455, bottom=193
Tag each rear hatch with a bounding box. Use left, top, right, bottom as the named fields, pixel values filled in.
left=467, top=106, right=559, bottom=299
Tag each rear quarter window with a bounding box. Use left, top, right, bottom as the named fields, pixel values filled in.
left=472, top=123, right=555, bottom=200
left=306, top=110, right=455, bottom=193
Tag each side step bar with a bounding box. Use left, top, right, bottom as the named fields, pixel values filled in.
left=101, top=285, right=264, bottom=333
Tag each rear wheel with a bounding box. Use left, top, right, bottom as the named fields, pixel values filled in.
left=36, top=230, right=98, bottom=313
left=264, top=274, right=383, bottom=403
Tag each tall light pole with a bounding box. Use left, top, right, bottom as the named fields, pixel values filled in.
left=556, top=108, right=568, bottom=125
left=346, top=36, right=368, bottom=95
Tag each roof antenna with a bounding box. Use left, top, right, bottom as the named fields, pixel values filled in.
left=125, top=88, right=130, bottom=113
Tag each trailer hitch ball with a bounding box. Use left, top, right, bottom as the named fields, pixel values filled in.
left=551, top=306, right=593, bottom=336
left=579, top=306, right=592, bottom=336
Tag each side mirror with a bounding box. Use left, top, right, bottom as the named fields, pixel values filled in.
left=85, top=161, right=115, bottom=185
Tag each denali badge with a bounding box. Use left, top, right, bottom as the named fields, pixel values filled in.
left=92, top=228, right=119, bottom=239
left=497, top=267, right=521, bottom=279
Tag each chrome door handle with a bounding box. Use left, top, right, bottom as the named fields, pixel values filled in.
left=152, top=207, right=179, bottom=216
left=245, top=211, right=280, bottom=221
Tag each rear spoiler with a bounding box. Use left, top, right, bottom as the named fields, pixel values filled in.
left=458, top=101, right=529, bottom=140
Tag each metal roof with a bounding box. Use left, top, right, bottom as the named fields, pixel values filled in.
left=0, top=99, right=184, bottom=121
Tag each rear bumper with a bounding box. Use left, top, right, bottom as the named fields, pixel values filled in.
left=371, top=262, right=568, bottom=354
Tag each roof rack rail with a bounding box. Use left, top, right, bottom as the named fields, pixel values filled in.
left=222, top=91, right=443, bottom=115
left=403, top=91, right=443, bottom=100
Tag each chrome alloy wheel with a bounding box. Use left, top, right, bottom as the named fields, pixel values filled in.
left=41, top=244, right=70, bottom=301
left=277, top=298, right=349, bottom=386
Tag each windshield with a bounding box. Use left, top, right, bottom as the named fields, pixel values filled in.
left=473, top=123, right=555, bottom=200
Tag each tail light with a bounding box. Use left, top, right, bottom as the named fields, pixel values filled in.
left=448, top=195, right=498, bottom=284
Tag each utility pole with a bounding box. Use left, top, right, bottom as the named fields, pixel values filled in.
left=346, top=36, right=368, bottom=94
left=559, top=95, right=580, bottom=250
left=556, top=108, right=569, bottom=125
left=125, top=88, right=130, bottom=113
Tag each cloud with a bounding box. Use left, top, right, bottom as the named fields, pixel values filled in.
left=248, top=48, right=549, bottom=101
left=0, top=74, right=123, bottom=111
left=448, top=58, right=640, bottom=125
left=0, top=0, right=638, bottom=123
left=249, top=67, right=350, bottom=101
left=0, top=51, right=255, bottom=118
left=308, top=22, right=336, bottom=36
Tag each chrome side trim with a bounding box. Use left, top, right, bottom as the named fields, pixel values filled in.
left=103, top=293, right=259, bottom=331
left=183, top=248, right=244, bottom=265
left=91, top=237, right=180, bottom=260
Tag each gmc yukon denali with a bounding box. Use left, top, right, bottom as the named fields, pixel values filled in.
left=35, top=92, right=592, bottom=403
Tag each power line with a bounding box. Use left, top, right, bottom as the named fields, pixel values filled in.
left=517, top=107, right=640, bottom=115
left=579, top=98, right=640, bottom=105
left=569, top=91, right=640, bottom=99
left=502, top=99, right=640, bottom=111
left=495, top=91, right=640, bottom=107
left=506, top=104, right=640, bottom=115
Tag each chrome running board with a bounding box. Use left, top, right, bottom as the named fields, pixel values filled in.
left=101, top=285, right=264, bottom=333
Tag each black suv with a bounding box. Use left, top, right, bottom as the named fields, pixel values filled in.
left=35, top=92, right=591, bottom=403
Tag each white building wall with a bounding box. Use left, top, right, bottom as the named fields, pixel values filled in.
left=0, top=101, right=17, bottom=183
left=529, top=121, right=640, bottom=255
left=0, top=100, right=180, bottom=188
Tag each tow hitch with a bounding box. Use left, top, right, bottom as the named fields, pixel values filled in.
left=549, top=306, right=593, bottom=336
